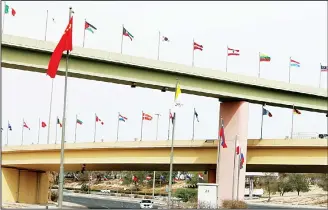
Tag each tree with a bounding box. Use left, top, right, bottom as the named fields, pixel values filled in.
left=259, top=173, right=278, bottom=201
left=289, top=174, right=310, bottom=196
left=317, top=173, right=328, bottom=191
left=277, top=174, right=293, bottom=196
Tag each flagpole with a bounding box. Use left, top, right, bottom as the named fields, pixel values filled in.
left=74, top=114, right=77, bottom=143
left=155, top=113, right=160, bottom=140
left=157, top=31, right=160, bottom=60
left=47, top=79, right=54, bottom=144
left=21, top=118, right=24, bottom=145
left=319, top=63, right=322, bottom=88
left=93, top=113, right=97, bottom=143
left=232, top=135, right=238, bottom=200
left=192, top=38, right=195, bottom=67
left=192, top=108, right=195, bottom=140
left=216, top=118, right=223, bottom=185
left=82, top=18, right=86, bottom=47
left=6, top=120, right=9, bottom=145
left=168, top=112, right=176, bottom=209
left=37, top=117, right=41, bottom=144
left=140, top=111, right=144, bottom=141
left=258, top=52, right=261, bottom=78
left=44, top=10, right=49, bottom=41
left=55, top=117, right=58, bottom=144
left=167, top=109, right=171, bottom=141
left=2, top=2, right=5, bottom=34
left=236, top=149, right=241, bottom=201
left=288, top=56, right=291, bottom=83
left=152, top=170, right=156, bottom=198
left=120, top=24, right=124, bottom=54
left=225, top=46, right=228, bottom=72
left=58, top=7, right=73, bottom=209
left=290, top=105, right=294, bottom=139
left=116, top=112, right=120, bottom=141
left=260, top=104, right=264, bottom=140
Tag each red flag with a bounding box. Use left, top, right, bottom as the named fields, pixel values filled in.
left=96, top=115, right=104, bottom=125
left=47, top=16, right=73, bottom=78
left=193, top=42, right=203, bottom=51
left=142, top=113, right=153, bottom=121
left=219, top=125, right=227, bottom=148
left=41, top=122, right=47, bottom=128
left=23, top=121, right=30, bottom=130
left=236, top=141, right=240, bottom=155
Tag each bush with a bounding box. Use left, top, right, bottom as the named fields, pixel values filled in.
left=221, top=200, right=248, bottom=209
left=317, top=174, right=328, bottom=191
left=174, top=188, right=197, bottom=202
left=51, top=191, right=59, bottom=202
left=81, top=183, right=89, bottom=192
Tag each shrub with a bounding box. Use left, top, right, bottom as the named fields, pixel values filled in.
left=221, top=200, right=248, bottom=209
left=81, top=183, right=89, bottom=192
left=174, top=188, right=197, bottom=202
left=51, top=191, right=59, bottom=202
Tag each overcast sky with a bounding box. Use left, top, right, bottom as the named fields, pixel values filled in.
left=1, top=1, right=327, bottom=146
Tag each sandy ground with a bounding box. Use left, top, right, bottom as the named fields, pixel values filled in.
left=2, top=201, right=87, bottom=209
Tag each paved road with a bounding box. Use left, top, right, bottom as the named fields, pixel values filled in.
left=247, top=203, right=322, bottom=209
left=63, top=194, right=159, bottom=209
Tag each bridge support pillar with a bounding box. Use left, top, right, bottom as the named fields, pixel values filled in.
left=217, top=101, right=249, bottom=205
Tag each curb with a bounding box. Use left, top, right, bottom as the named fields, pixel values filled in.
left=246, top=201, right=327, bottom=209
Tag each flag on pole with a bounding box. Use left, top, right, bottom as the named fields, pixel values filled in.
left=194, top=109, right=199, bottom=122
left=228, top=48, right=240, bottom=56
left=219, top=123, right=227, bottom=148
left=57, top=117, right=62, bottom=127
left=23, top=121, right=30, bottom=130
left=240, top=152, right=245, bottom=169
left=198, top=173, right=204, bottom=180
left=293, top=108, right=301, bottom=115
left=47, top=16, right=73, bottom=78
left=260, top=53, right=271, bottom=62
left=236, top=141, right=240, bottom=155
left=321, top=64, right=327, bottom=72
left=76, top=119, right=83, bottom=125
left=119, top=114, right=128, bottom=122
left=4, top=3, right=16, bottom=16
left=132, top=175, right=138, bottom=182
left=96, top=115, right=104, bottom=125
left=41, top=121, right=47, bottom=128
left=146, top=175, right=152, bottom=181
left=290, top=59, right=300, bottom=67
left=160, top=175, right=165, bottom=181
left=174, top=81, right=182, bottom=107
left=193, top=42, right=203, bottom=51
left=85, top=21, right=97, bottom=33
left=262, top=107, right=273, bottom=117
left=123, top=27, right=134, bottom=41
left=162, top=36, right=169, bottom=42
left=142, top=113, right=153, bottom=121
left=169, top=112, right=174, bottom=123
left=8, top=123, right=12, bottom=131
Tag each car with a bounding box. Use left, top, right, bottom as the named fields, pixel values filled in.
left=139, top=199, right=154, bottom=209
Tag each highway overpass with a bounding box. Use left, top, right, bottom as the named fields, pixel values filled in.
left=1, top=34, right=327, bottom=113
left=2, top=139, right=327, bottom=173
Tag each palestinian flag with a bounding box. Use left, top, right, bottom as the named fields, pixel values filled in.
left=57, top=117, right=62, bottom=127
left=77, top=119, right=83, bottom=125
left=293, top=108, right=301, bottom=115
left=85, top=21, right=97, bottom=33
left=4, top=3, right=16, bottom=16
left=123, top=27, right=134, bottom=41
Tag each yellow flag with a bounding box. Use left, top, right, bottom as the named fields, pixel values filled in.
left=174, top=81, right=182, bottom=107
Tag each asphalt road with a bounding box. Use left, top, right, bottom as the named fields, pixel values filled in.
left=247, top=203, right=320, bottom=209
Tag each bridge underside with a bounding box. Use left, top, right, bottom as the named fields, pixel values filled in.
left=3, top=163, right=326, bottom=173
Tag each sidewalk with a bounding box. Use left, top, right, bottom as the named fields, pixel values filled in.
left=245, top=200, right=328, bottom=209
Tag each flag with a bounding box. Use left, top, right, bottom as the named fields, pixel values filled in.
left=193, top=42, right=203, bottom=51
left=228, top=47, right=240, bottom=56
left=4, top=3, right=16, bottom=16
left=290, top=59, right=300, bottom=67
left=57, top=117, right=62, bottom=127
left=160, top=175, right=165, bottom=181
left=236, top=141, right=240, bottom=155
left=260, top=53, right=271, bottom=62
left=119, top=114, right=128, bottom=122
left=174, top=81, right=182, bottom=107
left=47, top=16, right=73, bottom=78
left=146, top=175, right=152, bottom=181
left=262, top=107, right=273, bottom=117
left=142, top=113, right=153, bottom=121
left=85, top=21, right=97, bottom=33
left=219, top=124, right=227, bottom=148
left=321, top=64, right=327, bottom=72
left=132, top=175, right=138, bottom=182
left=76, top=119, right=83, bottom=125
left=169, top=111, right=174, bottom=124
left=52, top=18, right=56, bottom=23
left=293, top=108, right=301, bottom=115
left=123, top=27, right=134, bottom=41
left=240, top=153, right=245, bottom=169
left=96, top=115, right=104, bottom=125
left=23, top=121, right=30, bottom=130
left=41, top=122, right=47, bottom=128
left=162, top=36, right=169, bottom=42
left=194, top=109, right=199, bottom=122
left=8, top=123, right=12, bottom=131
left=198, top=173, right=204, bottom=180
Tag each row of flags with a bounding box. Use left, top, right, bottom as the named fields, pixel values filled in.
left=4, top=4, right=327, bottom=83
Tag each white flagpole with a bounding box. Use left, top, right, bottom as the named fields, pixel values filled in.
left=232, top=135, right=238, bottom=200
left=44, top=10, right=49, bottom=41
left=21, top=118, right=24, bottom=145
left=290, top=105, right=294, bottom=139
left=120, top=24, right=124, bottom=54
left=236, top=149, right=241, bottom=201
left=192, top=108, right=195, bottom=140
left=37, top=117, right=41, bottom=144
left=140, top=111, right=144, bottom=141
left=57, top=7, right=73, bottom=208
left=93, top=113, right=97, bottom=143
left=288, top=56, right=291, bottom=83
left=319, top=63, right=322, bottom=88
left=55, top=117, right=58, bottom=144
left=6, top=120, right=9, bottom=145
left=192, top=38, right=195, bottom=67
left=2, top=1, right=6, bottom=34
left=116, top=112, right=120, bottom=141
left=260, top=104, right=264, bottom=140
left=167, top=109, right=171, bottom=141
left=258, top=52, right=261, bottom=78
left=157, top=31, right=161, bottom=60
left=74, top=114, right=77, bottom=143
left=155, top=113, right=160, bottom=140
left=82, top=18, right=86, bottom=47
left=225, top=46, right=229, bottom=72
left=47, top=79, right=54, bottom=144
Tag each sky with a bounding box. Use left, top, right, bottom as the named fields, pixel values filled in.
left=1, top=1, right=327, bottom=146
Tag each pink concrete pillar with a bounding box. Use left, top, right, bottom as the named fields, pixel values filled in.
left=217, top=101, right=249, bottom=205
